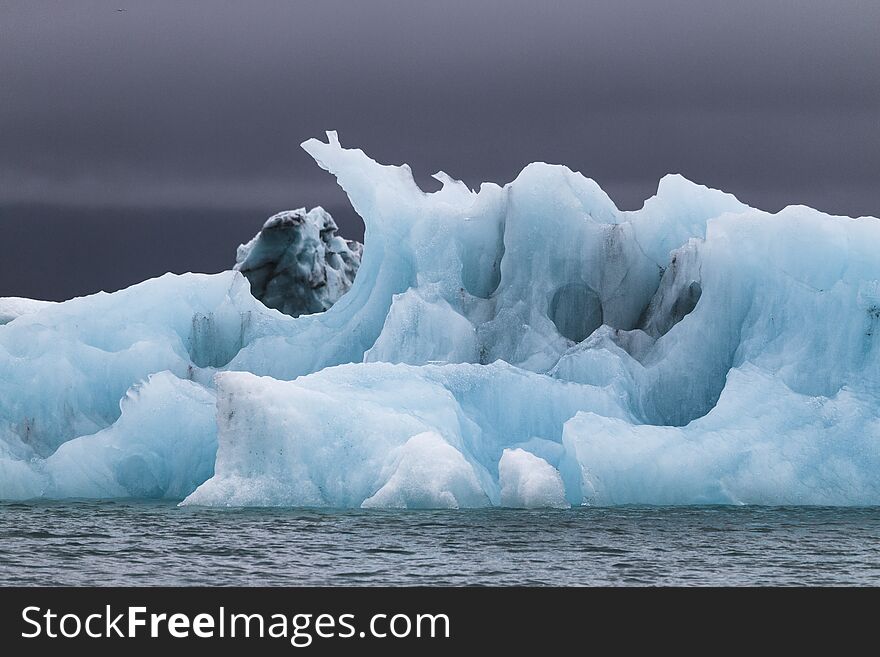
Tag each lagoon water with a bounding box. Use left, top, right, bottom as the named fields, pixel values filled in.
left=2, top=502, right=879, bottom=586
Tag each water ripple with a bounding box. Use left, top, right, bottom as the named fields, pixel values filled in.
left=1, top=503, right=880, bottom=585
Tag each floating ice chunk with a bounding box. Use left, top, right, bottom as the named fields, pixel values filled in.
left=498, top=448, right=568, bottom=509
left=362, top=432, right=490, bottom=509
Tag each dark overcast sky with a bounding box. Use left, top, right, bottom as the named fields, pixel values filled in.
left=1, top=0, right=878, bottom=300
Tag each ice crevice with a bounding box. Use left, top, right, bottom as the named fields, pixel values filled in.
left=1, top=131, right=879, bottom=506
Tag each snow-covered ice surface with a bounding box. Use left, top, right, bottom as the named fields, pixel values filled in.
left=2, top=132, right=879, bottom=507
left=0, top=297, right=55, bottom=325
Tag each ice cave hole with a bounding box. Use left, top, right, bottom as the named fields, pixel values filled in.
left=549, top=283, right=603, bottom=343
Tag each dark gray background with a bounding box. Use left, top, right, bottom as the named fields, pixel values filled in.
left=2, top=0, right=878, bottom=300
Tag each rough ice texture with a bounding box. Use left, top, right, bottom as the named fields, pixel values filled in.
left=2, top=131, right=879, bottom=507
left=234, top=207, right=362, bottom=318
left=499, top=449, right=568, bottom=509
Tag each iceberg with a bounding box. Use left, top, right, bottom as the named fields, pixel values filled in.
left=1, top=131, right=879, bottom=507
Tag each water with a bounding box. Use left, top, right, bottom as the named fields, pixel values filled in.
left=1, top=502, right=880, bottom=586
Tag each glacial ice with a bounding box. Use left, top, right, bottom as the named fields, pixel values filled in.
left=45, top=372, right=218, bottom=499
left=1, top=131, right=879, bottom=507
left=499, top=449, right=568, bottom=509
left=0, top=297, right=55, bottom=325
left=234, top=207, right=362, bottom=318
